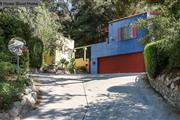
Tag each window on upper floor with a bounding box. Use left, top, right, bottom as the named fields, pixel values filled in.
left=117, top=24, right=137, bottom=41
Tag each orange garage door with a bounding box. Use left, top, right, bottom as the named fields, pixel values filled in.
left=98, top=52, right=145, bottom=74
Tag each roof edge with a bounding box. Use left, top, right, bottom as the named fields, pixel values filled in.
left=109, top=12, right=148, bottom=24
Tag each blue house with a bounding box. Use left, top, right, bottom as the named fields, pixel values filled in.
left=91, top=12, right=154, bottom=74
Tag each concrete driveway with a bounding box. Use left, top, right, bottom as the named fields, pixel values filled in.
left=23, top=74, right=180, bottom=120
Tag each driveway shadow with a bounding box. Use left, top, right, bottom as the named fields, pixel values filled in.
left=24, top=91, right=180, bottom=120
left=31, top=73, right=140, bottom=82
left=107, top=83, right=137, bottom=94
left=23, top=79, right=180, bottom=120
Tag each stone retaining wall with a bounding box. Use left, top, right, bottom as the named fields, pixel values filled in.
left=143, top=73, right=180, bottom=110
left=0, top=80, right=38, bottom=120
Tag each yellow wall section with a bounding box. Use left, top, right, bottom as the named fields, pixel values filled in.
left=43, top=51, right=55, bottom=65
left=75, top=58, right=90, bottom=72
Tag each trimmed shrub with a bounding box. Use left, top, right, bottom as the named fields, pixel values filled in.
left=144, top=40, right=169, bottom=78
left=168, top=39, right=180, bottom=69
left=29, top=37, right=44, bottom=68
left=20, top=49, right=30, bottom=75
left=144, top=42, right=158, bottom=78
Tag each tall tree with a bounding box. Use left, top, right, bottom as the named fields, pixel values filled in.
left=56, top=0, right=111, bottom=46
left=138, top=0, right=180, bottom=44
left=18, top=5, right=65, bottom=50
left=107, top=0, right=141, bottom=18
left=56, top=0, right=142, bottom=47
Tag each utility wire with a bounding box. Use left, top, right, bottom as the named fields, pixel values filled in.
left=81, top=79, right=89, bottom=120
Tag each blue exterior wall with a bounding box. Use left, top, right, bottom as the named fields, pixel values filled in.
left=91, top=13, right=148, bottom=74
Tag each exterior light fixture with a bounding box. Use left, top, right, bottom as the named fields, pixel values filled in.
left=110, top=37, right=114, bottom=41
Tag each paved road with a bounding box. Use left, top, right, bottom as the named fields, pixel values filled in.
left=23, top=74, right=180, bottom=120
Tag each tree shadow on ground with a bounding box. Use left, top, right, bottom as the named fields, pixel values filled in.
left=24, top=93, right=180, bottom=120
left=34, top=74, right=135, bottom=87
left=38, top=91, right=86, bottom=106
left=32, top=73, right=139, bottom=82
left=24, top=80, right=180, bottom=120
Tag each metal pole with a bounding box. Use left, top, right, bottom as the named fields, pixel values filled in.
left=17, top=55, right=20, bottom=80
left=84, top=47, right=87, bottom=61
left=73, top=49, right=76, bottom=59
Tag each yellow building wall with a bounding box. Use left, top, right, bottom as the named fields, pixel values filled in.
left=43, top=51, right=55, bottom=65
left=75, top=58, right=90, bottom=72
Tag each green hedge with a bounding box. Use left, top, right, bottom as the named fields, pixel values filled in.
left=168, top=40, right=180, bottom=69
left=144, top=42, right=158, bottom=78
left=29, top=37, right=44, bottom=68
left=144, top=40, right=169, bottom=78
left=20, top=50, right=30, bottom=74
left=0, top=37, right=5, bottom=51
left=0, top=52, right=13, bottom=62
left=0, top=61, right=16, bottom=80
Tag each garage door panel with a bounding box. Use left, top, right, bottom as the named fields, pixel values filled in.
left=98, top=52, right=145, bottom=74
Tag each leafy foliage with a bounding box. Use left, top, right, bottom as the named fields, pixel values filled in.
left=168, top=38, right=180, bottom=69
left=19, top=5, right=64, bottom=51
left=106, top=0, right=141, bottom=18
left=68, top=58, right=76, bottom=74
left=0, top=62, right=17, bottom=80
left=0, top=37, right=5, bottom=51
left=0, top=80, right=26, bottom=111
left=144, top=40, right=169, bottom=78
left=142, top=0, right=180, bottom=77
left=55, top=0, right=141, bottom=47
left=138, top=0, right=180, bottom=45
left=0, top=52, right=14, bottom=63
left=20, top=50, right=30, bottom=74
left=64, top=61, right=70, bottom=68
left=18, top=4, right=69, bottom=66
left=0, top=2, right=68, bottom=112
left=58, top=58, right=68, bottom=69
left=144, top=38, right=180, bottom=78
left=28, top=37, right=44, bottom=68
left=0, top=6, right=57, bottom=69
left=144, top=42, right=157, bottom=78
left=76, top=66, right=88, bottom=73
left=0, top=9, right=32, bottom=71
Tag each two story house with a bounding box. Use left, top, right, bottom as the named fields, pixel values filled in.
left=90, top=12, right=156, bottom=74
